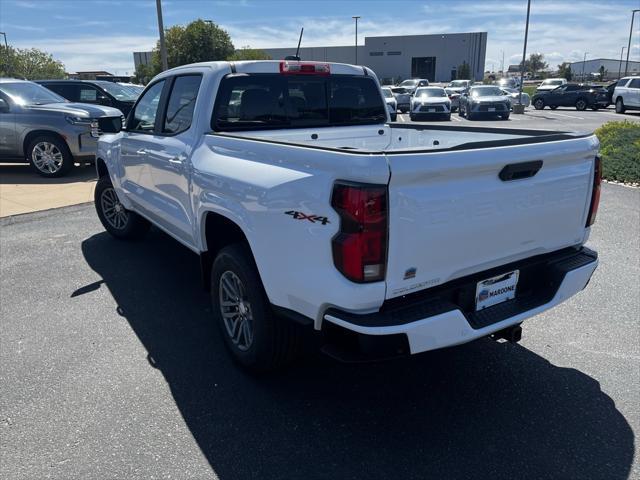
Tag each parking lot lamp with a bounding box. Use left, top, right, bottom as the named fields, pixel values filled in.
left=581, top=52, right=588, bottom=82
left=352, top=16, right=360, bottom=64
left=515, top=0, right=531, bottom=113
left=618, top=46, right=626, bottom=80
left=624, top=9, right=640, bottom=76
left=156, top=0, right=169, bottom=71
left=0, top=32, right=7, bottom=48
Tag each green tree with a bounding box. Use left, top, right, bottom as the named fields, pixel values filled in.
left=147, top=19, right=234, bottom=76
left=557, top=62, right=573, bottom=81
left=457, top=61, right=471, bottom=80
left=0, top=45, right=65, bottom=79
left=227, top=46, right=271, bottom=61
left=520, top=53, right=548, bottom=78
left=598, top=65, right=608, bottom=82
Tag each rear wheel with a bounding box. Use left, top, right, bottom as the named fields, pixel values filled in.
left=94, top=175, right=150, bottom=239
left=211, top=244, right=301, bottom=372
left=467, top=110, right=474, bottom=120
left=27, top=135, right=74, bottom=178
left=533, top=99, right=545, bottom=110
left=549, top=105, right=558, bottom=110
left=445, top=113, right=451, bottom=121
left=501, top=113, right=510, bottom=120
left=575, top=98, right=588, bottom=111
left=615, top=98, right=626, bottom=113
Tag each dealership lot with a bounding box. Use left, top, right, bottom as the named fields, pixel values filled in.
left=1, top=182, right=638, bottom=479
left=399, top=106, right=640, bottom=131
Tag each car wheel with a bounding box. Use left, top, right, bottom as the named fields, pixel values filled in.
left=501, top=114, right=510, bottom=120
left=27, top=135, right=74, bottom=178
left=409, top=114, right=415, bottom=121
left=211, top=244, right=301, bottom=372
left=467, top=111, right=474, bottom=120
left=458, top=106, right=464, bottom=117
left=549, top=105, right=558, bottom=110
left=445, top=113, right=451, bottom=121
left=575, top=99, right=587, bottom=111
left=533, top=99, right=545, bottom=110
left=94, top=175, right=150, bottom=240
left=615, top=98, right=626, bottom=114
left=390, top=113, right=397, bottom=122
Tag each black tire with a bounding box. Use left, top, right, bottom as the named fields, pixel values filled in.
left=27, top=134, right=74, bottom=178
left=467, top=111, right=474, bottom=120
left=575, top=98, right=587, bottom=111
left=533, top=99, right=545, bottom=110
left=211, top=244, right=301, bottom=372
left=458, top=106, right=465, bottom=117
left=501, top=113, right=510, bottom=120
left=390, top=113, right=397, bottom=122
left=409, top=114, right=415, bottom=121
left=615, top=98, right=626, bottom=114
left=94, top=175, right=150, bottom=240
left=445, top=113, right=451, bottom=121
left=549, top=105, right=558, bottom=110
left=590, top=105, right=599, bottom=110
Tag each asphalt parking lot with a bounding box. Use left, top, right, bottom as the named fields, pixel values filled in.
left=1, top=182, right=638, bottom=480
left=399, top=106, right=640, bottom=132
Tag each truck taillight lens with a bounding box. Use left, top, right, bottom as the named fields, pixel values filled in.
left=279, top=61, right=330, bottom=75
left=331, top=182, right=388, bottom=283
left=586, top=155, right=602, bottom=227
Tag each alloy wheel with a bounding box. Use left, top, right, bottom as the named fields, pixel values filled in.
left=100, top=187, right=129, bottom=230
left=219, top=270, right=254, bottom=351
left=32, top=142, right=64, bottom=174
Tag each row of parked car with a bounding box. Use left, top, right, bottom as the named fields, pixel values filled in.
left=381, top=78, right=529, bottom=121
left=0, top=79, right=143, bottom=177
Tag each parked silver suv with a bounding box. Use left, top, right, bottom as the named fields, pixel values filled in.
left=0, top=79, right=123, bottom=177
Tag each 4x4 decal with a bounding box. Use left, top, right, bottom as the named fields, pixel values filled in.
left=285, top=211, right=330, bottom=225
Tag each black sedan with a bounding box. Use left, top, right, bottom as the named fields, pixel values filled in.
left=531, top=84, right=609, bottom=111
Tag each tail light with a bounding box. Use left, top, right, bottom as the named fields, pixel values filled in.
left=280, top=61, right=330, bottom=75
left=331, top=182, right=388, bottom=283
left=586, top=155, right=602, bottom=227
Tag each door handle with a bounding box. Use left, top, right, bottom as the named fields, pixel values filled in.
left=136, top=149, right=147, bottom=155
left=499, top=160, right=543, bottom=181
left=168, top=158, right=183, bottom=165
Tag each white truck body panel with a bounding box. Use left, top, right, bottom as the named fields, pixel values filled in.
left=97, top=60, right=599, bottom=353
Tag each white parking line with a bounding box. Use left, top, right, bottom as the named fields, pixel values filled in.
left=398, top=114, right=406, bottom=122
left=450, top=115, right=462, bottom=122
left=532, top=111, right=585, bottom=120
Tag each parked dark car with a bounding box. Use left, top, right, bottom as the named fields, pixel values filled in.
left=37, top=80, right=139, bottom=116
left=531, top=84, right=609, bottom=111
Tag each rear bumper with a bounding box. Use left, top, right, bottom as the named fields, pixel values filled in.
left=323, top=247, right=597, bottom=356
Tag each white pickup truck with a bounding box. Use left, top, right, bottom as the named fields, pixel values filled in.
left=95, top=61, right=601, bottom=371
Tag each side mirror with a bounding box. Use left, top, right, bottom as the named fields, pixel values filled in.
left=97, top=94, right=112, bottom=106
left=0, top=98, right=9, bottom=113
left=98, top=116, right=123, bottom=134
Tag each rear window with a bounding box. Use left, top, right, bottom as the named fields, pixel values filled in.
left=212, top=74, right=386, bottom=131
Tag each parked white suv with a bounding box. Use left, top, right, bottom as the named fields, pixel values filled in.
left=94, top=61, right=600, bottom=371
left=613, top=76, right=640, bottom=113
left=536, top=78, right=567, bottom=93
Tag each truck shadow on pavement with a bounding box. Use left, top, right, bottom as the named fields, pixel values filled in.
left=80, top=229, right=634, bottom=480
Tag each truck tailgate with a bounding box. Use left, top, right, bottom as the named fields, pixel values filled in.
left=384, top=135, right=598, bottom=299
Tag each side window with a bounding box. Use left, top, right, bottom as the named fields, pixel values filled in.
left=128, top=80, right=165, bottom=132
left=163, top=75, right=202, bottom=134
left=79, top=86, right=99, bottom=102
left=617, top=79, right=629, bottom=87
left=628, top=79, right=640, bottom=89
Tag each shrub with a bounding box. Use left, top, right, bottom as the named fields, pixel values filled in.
left=594, top=121, right=640, bottom=183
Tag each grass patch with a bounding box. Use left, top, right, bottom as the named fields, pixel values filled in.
left=522, top=85, right=537, bottom=97
left=594, top=121, right=640, bottom=183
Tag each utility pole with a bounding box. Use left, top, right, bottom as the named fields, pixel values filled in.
left=516, top=0, right=531, bottom=112
left=624, top=9, right=639, bottom=76
left=0, top=32, right=7, bottom=48
left=582, top=52, right=588, bottom=82
left=156, top=0, right=168, bottom=71
left=501, top=50, right=504, bottom=74
left=618, top=46, right=626, bottom=80
left=352, top=16, right=360, bottom=65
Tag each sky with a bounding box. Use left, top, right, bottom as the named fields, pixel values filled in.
left=0, top=0, right=639, bottom=75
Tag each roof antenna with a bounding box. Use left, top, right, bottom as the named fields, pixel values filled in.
left=285, top=27, right=304, bottom=61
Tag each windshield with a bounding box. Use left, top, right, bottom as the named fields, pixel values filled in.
left=0, top=82, right=66, bottom=105
left=94, top=81, right=138, bottom=101
left=498, top=78, right=514, bottom=85
left=542, top=79, right=563, bottom=86
left=448, top=80, right=467, bottom=88
left=381, top=88, right=394, bottom=98
left=118, top=83, right=144, bottom=95
left=502, top=88, right=519, bottom=94
left=399, top=79, right=418, bottom=87
left=213, top=74, right=387, bottom=131
left=470, top=86, right=504, bottom=97
left=415, top=88, right=446, bottom=98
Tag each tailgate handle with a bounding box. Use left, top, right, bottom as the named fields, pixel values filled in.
left=499, top=160, right=543, bottom=181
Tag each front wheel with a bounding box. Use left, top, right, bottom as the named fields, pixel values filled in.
left=27, top=135, right=74, bottom=177
left=615, top=98, right=626, bottom=113
left=549, top=105, right=558, bottom=110
left=211, top=244, right=301, bottom=372
left=445, top=113, right=451, bottom=121
left=575, top=99, right=588, bottom=111
left=501, top=113, right=510, bottom=120
left=94, top=176, right=150, bottom=239
left=533, top=99, right=545, bottom=110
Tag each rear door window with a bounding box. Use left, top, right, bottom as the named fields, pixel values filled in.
left=163, top=75, right=202, bottom=134
left=213, top=74, right=385, bottom=131
left=628, top=79, right=640, bottom=89
left=128, top=80, right=166, bottom=132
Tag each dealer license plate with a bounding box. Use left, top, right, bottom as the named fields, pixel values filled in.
left=488, top=107, right=496, bottom=112
left=475, top=270, right=519, bottom=311
left=428, top=108, right=435, bottom=112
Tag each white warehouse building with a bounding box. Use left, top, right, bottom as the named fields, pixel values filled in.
left=569, top=58, right=640, bottom=81
left=262, top=32, right=488, bottom=83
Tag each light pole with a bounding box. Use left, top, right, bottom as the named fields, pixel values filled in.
left=516, top=0, right=531, bottom=113
left=624, top=9, right=640, bottom=76
left=156, top=0, right=168, bottom=71
left=581, top=52, right=588, bottom=82
left=0, top=32, right=7, bottom=48
left=619, top=46, right=626, bottom=80
left=352, top=16, right=360, bottom=65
